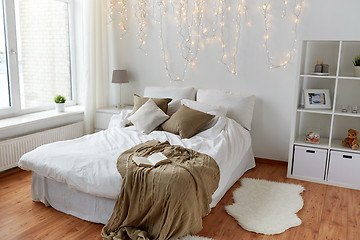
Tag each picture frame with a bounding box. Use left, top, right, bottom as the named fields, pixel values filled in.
left=303, top=89, right=331, bottom=109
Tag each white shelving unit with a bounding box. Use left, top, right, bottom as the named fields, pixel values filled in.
left=288, top=39, right=360, bottom=190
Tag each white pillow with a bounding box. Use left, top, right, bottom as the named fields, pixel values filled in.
left=127, top=99, right=169, bottom=134
left=197, top=89, right=256, bottom=130
left=181, top=99, right=227, bottom=116
left=167, top=99, right=182, bottom=116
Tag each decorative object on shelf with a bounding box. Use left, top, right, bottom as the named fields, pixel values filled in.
left=353, top=55, right=360, bottom=77
left=305, top=128, right=320, bottom=144
left=342, top=129, right=359, bottom=150
left=341, top=105, right=348, bottom=112
left=321, top=63, right=329, bottom=73
left=352, top=106, right=358, bottom=114
left=314, top=59, right=323, bottom=73
left=312, top=59, right=329, bottom=75
left=303, top=89, right=331, bottom=109
left=54, top=95, right=66, bottom=113
left=112, top=70, right=129, bottom=108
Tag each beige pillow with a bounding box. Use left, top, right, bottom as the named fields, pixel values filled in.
left=131, top=94, right=172, bottom=115
left=161, top=105, right=214, bottom=139
left=127, top=99, right=169, bottom=134
left=126, top=94, right=172, bottom=126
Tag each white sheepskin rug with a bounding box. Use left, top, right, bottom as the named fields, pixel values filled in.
left=225, top=178, right=305, bottom=235
left=175, top=235, right=213, bottom=240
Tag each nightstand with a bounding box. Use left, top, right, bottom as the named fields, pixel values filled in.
left=95, top=106, right=133, bottom=131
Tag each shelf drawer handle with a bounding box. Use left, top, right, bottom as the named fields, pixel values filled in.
left=343, top=155, right=352, bottom=159
left=306, top=150, right=315, bottom=154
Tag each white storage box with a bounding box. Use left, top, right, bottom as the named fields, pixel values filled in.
left=328, top=150, right=360, bottom=187
left=292, top=145, right=327, bottom=180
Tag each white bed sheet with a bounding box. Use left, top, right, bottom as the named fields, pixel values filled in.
left=19, top=112, right=255, bottom=222
left=31, top=148, right=254, bottom=224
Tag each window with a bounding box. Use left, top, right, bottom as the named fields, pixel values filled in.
left=0, top=0, right=9, bottom=109
left=0, top=0, right=75, bottom=117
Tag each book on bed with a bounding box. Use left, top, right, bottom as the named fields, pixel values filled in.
left=132, top=152, right=171, bottom=167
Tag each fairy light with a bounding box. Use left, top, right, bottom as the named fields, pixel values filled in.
left=262, top=0, right=304, bottom=68
left=159, top=0, right=187, bottom=81
left=201, top=0, right=221, bottom=39
left=218, top=0, right=244, bottom=75
left=107, top=0, right=305, bottom=81
left=157, top=0, right=205, bottom=81
left=282, top=0, right=288, bottom=17
left=107, top=0, right=127, bottom=39
left=158, top=0, right=249, bottom=77
left=241, top=0, right=249, bottom=24
left=135, top=0, right=149, bottom=54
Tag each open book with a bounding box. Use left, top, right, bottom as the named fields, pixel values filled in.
left=132, top=152, right=171, bottom=167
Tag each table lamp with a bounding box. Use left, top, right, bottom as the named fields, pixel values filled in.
left=112, top=70, right=129, bottom=108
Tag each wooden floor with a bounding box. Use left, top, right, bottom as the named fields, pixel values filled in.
left=1, top=161, right=360, bottom=240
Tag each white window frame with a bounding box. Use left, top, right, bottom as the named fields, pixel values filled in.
left=2, top=0, right=20, bottom=116
left=0, top=0, right=76, bottom=118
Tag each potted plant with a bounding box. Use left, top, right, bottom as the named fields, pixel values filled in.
left=353, top=55, right=360, bottom=77
left=54, top=95, right=66, bottom=112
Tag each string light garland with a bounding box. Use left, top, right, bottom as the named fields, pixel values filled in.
left=158, top=0, right=188, bottom=81
left=107, top=0, right=127, bottom=39
left=199, top=0, right=220, bottom=40
left=158, top=0, right=204, bottom=81
left=219, top=0, right=244, bottom=75
left=183, top=0, right=202, bottom=67
left=135, top=0, right=149, bottom=54
left=262, top=0, right=304, bottom=68
left=175, top=0, right=200, bottom=63
left=107, top=0, right=305, bottom=80
left=282, top=0, right=288, bottom=18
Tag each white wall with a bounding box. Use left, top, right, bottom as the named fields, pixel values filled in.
left=106, top=0, right=360, bottom=161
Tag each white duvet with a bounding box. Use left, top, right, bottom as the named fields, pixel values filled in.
left=18, top=110, right=255, bottom=207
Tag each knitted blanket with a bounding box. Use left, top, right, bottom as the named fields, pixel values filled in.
left=101, top=140, right=220, bottom=240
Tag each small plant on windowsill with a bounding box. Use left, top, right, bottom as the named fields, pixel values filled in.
left=54, top=95, right=66, bottom=112
left=353, top=55, right=360, bottom=77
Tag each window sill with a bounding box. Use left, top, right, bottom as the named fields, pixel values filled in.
left=0, top=105, right=84, bottom=141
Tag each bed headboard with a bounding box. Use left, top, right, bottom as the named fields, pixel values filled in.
left=144, top=86, right=196, bottom=101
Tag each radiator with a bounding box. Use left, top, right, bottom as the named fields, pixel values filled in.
left=0, top=121, right=84, bottom=171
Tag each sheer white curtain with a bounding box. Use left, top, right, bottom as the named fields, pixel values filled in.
left=82, top=0, right=109, bottom=134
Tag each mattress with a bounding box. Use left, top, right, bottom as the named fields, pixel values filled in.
left=19, top=111, right=256, bottom=224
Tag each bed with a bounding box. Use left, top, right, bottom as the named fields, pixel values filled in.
left=18, top=87, right=256, bottom=226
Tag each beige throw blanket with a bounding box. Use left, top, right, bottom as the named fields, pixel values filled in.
left=101, top=140, right=220, bottom=240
